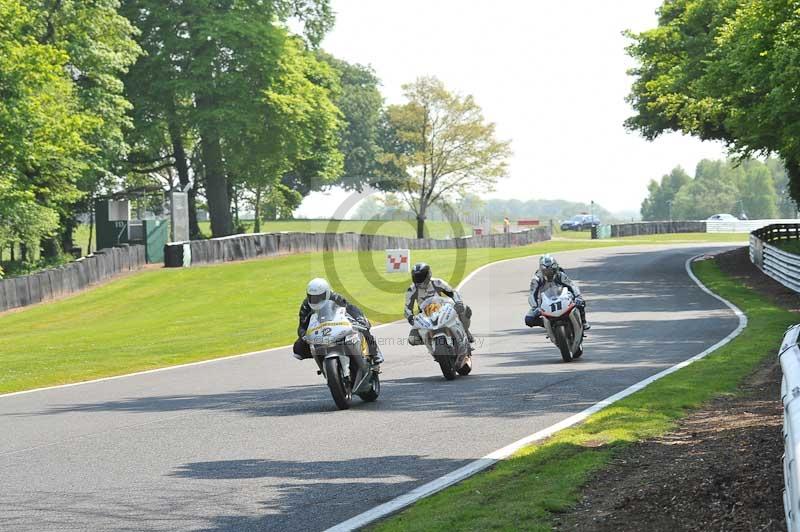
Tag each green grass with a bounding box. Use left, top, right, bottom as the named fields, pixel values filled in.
left=775, top=239, right=800, bottom=255
left=371, top=259, right=796, bottom=532
left=0, top=240, right=631, bottom=394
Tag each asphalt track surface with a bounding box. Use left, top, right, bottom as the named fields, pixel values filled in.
left=0, top=244, right=741, bottom=532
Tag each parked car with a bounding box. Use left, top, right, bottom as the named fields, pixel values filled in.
left=706, top=213, right=738, bottom=221
left=560, top=214, right=600, bottom=231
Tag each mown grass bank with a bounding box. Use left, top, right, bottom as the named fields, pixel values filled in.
left=371, top=258, right=795, bottom=532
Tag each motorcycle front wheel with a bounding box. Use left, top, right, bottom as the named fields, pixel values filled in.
left=436, top=355, right=457, bottom=380
left=357, top=372, right=380, bottom=402
left=324, top=358, right=352, bottom=410
left=554, top=324, right=573, bottom=363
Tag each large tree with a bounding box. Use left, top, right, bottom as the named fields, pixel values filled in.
left=32, top=0, right=140, bottom=255
left=318, top=53, right=384, bottom=192
left=120, top=0, right=334, bottom=238
left=626, top=0, right=800, bottom=206
left=382, top=77, right=511, bottom=238
left=0, top=0, right=102, bottom=261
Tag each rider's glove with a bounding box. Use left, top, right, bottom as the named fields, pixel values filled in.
left=575, top=296, right=585, bottom=307
left=454, top=301, right=465, bottom=313
left=407, top=315, right=415, bottom=325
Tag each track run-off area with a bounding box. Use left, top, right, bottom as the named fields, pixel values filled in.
left=0, top=244, right=741, bottom=531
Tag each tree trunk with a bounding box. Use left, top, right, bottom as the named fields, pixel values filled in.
left=416, top=214, right=426, bottom=239
left=19, top=242, right=28, bottom=263
left=785, top=156, right=800, bottom=207
left=167, top=102, right=200, bottom=239
left=253, top=187, right=262, bottom=233
left=197, top=113, right=232, bottom=237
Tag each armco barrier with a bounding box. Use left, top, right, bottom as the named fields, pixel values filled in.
left=780, top=324, right=800, bottom=531
left=593, top=221, right=706, bottom=239
left=750, top=224, right=800, bottom=293
left=0, top=244, right=146, bottom=313
left=164, top=227, right=552, bottom=267
left=708, top=218, right=800, bottom=233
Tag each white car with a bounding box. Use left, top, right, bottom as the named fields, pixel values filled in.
left=706, top=213, right=738, bottom=221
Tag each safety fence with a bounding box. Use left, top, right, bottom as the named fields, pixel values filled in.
left=164, top=227, right=551, bottom=267
left=708, top=218, right=800, bottom=233
left=0, top=244, right=146, bottom=313
left=592, top=221, right=706, bottom=239
left=781, top=324, right=800, bottom=531
left=750, top=224, right=800, bottom=293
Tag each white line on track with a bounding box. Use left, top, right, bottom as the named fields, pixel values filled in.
left=324, top=254, right=747, bottom=531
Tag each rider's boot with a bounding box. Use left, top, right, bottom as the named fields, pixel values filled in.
left=579, top=308, right=591, bottom=330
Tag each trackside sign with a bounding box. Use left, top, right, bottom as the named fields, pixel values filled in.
left=386, top=249, right=410, bottom=273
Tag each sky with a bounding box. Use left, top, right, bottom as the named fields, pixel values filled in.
left=296, top=0, right=728, bottom=218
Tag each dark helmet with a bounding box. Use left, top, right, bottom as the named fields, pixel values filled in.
left=412, top=262, right=432, bottom=287
left=539, top=254, right=559, bottom=282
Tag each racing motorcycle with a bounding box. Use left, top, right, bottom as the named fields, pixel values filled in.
left=412, top=296, right=472, bottom=380
left=530, top=283, right=585, bottom=363
left=303, top=300, right=380, bottom=410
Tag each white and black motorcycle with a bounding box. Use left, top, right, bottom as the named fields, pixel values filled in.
left=303, top=300, right=380, bottom=410
left=530, top=284, right=585, bottom=363
left=412, top=296, right=473, bottom=380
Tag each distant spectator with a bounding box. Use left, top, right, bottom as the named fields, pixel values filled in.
left=503, top=216, right=510, bottom=234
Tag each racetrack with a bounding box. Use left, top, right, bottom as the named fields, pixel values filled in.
left=0, top=244, right=741, bottom=532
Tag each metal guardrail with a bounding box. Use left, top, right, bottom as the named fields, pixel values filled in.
left=750, top=224, right=800, bottom=293
left=708, top=218, right=800, bottom=233
left=781, top=324, right=800, bottom=531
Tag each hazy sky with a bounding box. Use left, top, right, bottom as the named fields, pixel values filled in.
left=297, top=0, right=728, bottom=217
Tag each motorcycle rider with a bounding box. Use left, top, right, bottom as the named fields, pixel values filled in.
left=525, top=254, right=591, bottom=330
left=293, top=278, right=384, bottom=364
left=405, top=262, right=475, bottom=346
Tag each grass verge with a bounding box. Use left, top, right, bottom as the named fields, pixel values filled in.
left=370, top=258, right=796, bottom=532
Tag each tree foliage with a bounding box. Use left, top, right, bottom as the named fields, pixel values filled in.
left=641, top=158, right=788, bottom=220
left=626, top=0, right=800, bottom=204
left=382, top=77, right=511, bottom=238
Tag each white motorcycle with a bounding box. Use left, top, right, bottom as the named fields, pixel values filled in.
left=412, top=296, right=473, bottom=380
left=303, top=300, right=380, bottom=410
left=530, top=284, right=585, bottom=363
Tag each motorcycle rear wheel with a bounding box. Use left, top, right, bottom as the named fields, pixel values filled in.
left=554, top=324, right=573, bottom=363
left=456, top=355, right=473, bottom=376
left=324, top=358, right=352, bottom=410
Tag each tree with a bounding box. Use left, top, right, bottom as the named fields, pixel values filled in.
left=228, top=35, right=343, bottom=231
left=0, top=0, right=98, bottom=260
left=671, top=163, right=739, bottom=220
left=381, top=77, right=511, bottom=238
left=640, top=166, right=691, bottom=220
left=32, top=0, right=141, bottom=255
left=119, top=0, right=335, bottom=238
left=625, top=0, right=800, bottom=204
left=318, top=53, right=384, bottom=191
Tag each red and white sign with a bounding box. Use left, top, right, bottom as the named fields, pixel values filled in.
left=386, top=249, right=410, bottom=273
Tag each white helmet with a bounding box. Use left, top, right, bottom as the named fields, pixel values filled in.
left=306, top=278, right=331, bottom=310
